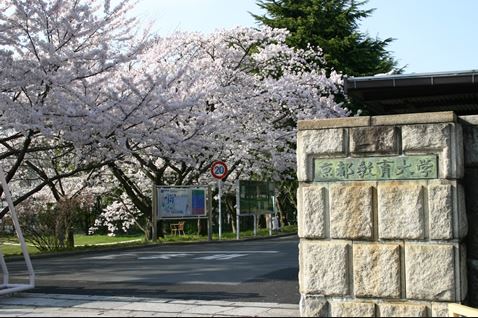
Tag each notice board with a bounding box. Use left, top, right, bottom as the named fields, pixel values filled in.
left=157, top=186, right=208, bottom=219
left=238, top=180, right=275, bottom=215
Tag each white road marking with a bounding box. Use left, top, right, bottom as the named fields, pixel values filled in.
left=83, top=250, right=279, bottom=260
left=176, top=281, right=241, bottom=286
left=84, top=253, right=136, bottom=260
left=194, top=254, right=247, bottom=260
left=138, top=253, right=189, bottom=260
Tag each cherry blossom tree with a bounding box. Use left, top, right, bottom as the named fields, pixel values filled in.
left=0, top=0, right=348, bottom=239
left=100, top=27, right=348, bottom=237
left=0, top=0, right=154, bottom=218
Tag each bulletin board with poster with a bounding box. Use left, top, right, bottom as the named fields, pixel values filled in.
left=152, top=185, right=212, bottom=241
left=156, top=186, right=210, bottom=219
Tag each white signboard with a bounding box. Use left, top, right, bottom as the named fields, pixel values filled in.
left=157, top=187, right=207, bottom=219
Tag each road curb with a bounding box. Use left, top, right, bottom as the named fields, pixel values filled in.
left=5, top=232, right=297, bottom=262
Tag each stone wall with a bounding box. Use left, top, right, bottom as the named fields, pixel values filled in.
left=297, top=112, right=468, bottom=317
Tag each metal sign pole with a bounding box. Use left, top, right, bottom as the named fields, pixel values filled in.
left=236, top=180, right=240, bottom=240
left=152, top=183, right=158, bottom=241
left=257, top=184, right=262, bottom=236
left=269, top=214, right=273, bottom=236
left=218, top=180, right=222, bottom=240
left=270, top=195, right=275, bottom=236
left=207, top=186, right=212, bottom=241
left=253, top=213, right=257, bottom=237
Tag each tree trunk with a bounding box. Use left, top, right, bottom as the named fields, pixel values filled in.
left=66, top=228, right=74, bottom=249
left=231, top=214, right=236, bottom=234
left=225, top=196, right=236, bottom=234
left=197, top=219, right=207, bottom=236
left=158, top=220, right=165, bottom=238
left=56, top=221, right=65, bottom=249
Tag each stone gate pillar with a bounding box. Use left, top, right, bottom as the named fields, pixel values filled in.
left=297, top=112, right=467, bottom=317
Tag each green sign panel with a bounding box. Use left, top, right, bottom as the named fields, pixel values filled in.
left=314, top=155, right=438, bottom=182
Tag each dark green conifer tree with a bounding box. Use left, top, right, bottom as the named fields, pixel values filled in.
left=252, top=0, right=400, bottom=77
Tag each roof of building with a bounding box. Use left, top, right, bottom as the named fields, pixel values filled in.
left=345, top=70, right=478, bottom=115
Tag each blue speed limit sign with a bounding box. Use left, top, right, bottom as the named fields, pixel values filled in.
left=211, top=161, right=228, bottom=179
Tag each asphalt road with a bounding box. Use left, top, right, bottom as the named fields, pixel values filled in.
left=6, top=235, right=300, bottom=304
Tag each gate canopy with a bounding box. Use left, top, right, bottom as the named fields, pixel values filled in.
left=345, top=70, right=478, bottom=115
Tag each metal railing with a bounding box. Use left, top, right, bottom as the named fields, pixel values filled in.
left=0, top=166, right=35, bottom=295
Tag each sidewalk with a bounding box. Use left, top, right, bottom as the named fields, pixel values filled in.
left=0, top=293, right=299, bottom=317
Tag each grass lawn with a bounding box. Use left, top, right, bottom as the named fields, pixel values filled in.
left=0, top=225, right=297, bottom=257
left=0, top=243, right=38, bottom=256
left=0, top=233, right=145, bottom=257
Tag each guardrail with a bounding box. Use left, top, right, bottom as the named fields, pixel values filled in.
left=449, top=303, right=478, bottom=317
left=0, top=166, right=35, bottom=295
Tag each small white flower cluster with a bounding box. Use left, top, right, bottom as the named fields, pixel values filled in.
left=89, top=193, right=141, bottom=236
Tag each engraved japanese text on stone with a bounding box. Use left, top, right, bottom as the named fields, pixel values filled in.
left=314, top=155, right=438, bottom=182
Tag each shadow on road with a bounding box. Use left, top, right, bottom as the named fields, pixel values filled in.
left=245, top=267, right=298, bottom=282
left=30, top=282, right=262, bottom=302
